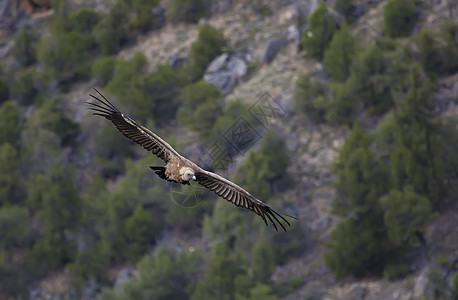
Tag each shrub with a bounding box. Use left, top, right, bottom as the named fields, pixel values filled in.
left=380, top=186, right=436, bottom=246
left=324, top=217, right=391, bottom=277
left=234, top=130, right=290, bottom=200
left=19, top=116, right=61, bottom=175
left=383, top=0, right=417, bottom=38
left=251, top=235, right=276, bottom=282
left=192, top=242, right=246, bottom=300
left=294, top=74, right=328, bottom=123
left=10, top=69, right=39, bottom=106
left=210, top=98, right=251, bottom=145
left=0, top=143, right=20, bottom=205
left=37, top=28, right=95, bottom=81
left=252, top=0, right=272, bottom=16
left=98, top=246, right=202, bottom=300
left=167, top=0, right=211, bottom=24
left=12, top=28, right=38, bottom=67
left=302, top=2, right=337, bottom=60
left=414, top=29, right=444, bottom=77
left=331, top=124, right=387, bottom=215
left=94, top=8, right=127, bottom=55
left=118, top=0, right=161, bottom=32
left=94, top=125, right=135, bottom=178
left=438, top=22, right=458, bottom=75
left=334, top=0, right=357, bottom=23
left=0, top=255, right=28, bottom=298
left=0, top=101, right=22, bottom=146
left=106, top=53, right=153, bottom=122
left=188, top=24, right=226, bottom=81
left=0, top=79, right=8, bottom=104
left=145, top=64, right=186, bottom=124
left=54, top=111, right=81, bottom=147
left=326, top=81, right=359, bottom=125
left=27, top=165, right=82, bottom=233
left=176, top=80, right=223, bottom=140
left=326, top=126, right=391, bottom=277
left=384, top=263, right=410, bottom=280
left=427, top=266, right=448, bottom=298
left=388, top=66, right=444, bottom=203
left=21, top=97, right=80, bottom=147
left=348, top=43, right=389, bottom=114
left=346, top=40, right=413, bottom=116
left=237, top=284, right=278, bottom=300
left=414, top=23, right=458, bottom=77
left=66, top=7, right=101, bottom=34
left=25, top=166, right=81, bottom=272
left=68, top=243, right=109, bottom=288
left=323, top=23, right=358, bottom=82
left=29, top=233, right=76, bottom=271
left=165, top=191, right=213, bottom=231
left=92, top=56, right=117, bottom=86
left=452, top=272, right=458, bottom=297
left=122, top=204, right=156, bottom=262
left=0, top=206, right=30, bottom=250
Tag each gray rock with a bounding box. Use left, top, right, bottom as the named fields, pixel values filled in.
left=347, top=283, right=368, bottom=299
left=294, top=0, right=320, bottom=20
left=151, top=6, right=166, bottom=30
left=314, top=216, right=332, bottom=232
left=114, top=268, right=134, bottom=290
left=329, top=7, right=345, bottom=26
left=169, top=53, right=184, bottom=69
left=261, top=38, right=283, bottom=63
left=206, top=53, right=230, bottom=73
left=204, top=53, right=249, bottom=94
left=0, top=0, right=10, bottom=19
left=436, top=96, right=450, bottom=113
left=414, top=267, right=429, bottom=298
left=30, top=287, right=42, bottom=299
left=81, top=278, right=97, bottom=300
left=353, top=4, right=367, bottom=18
left=284, top=25, right=299, bottom=43
left=211, top=0, right=234, bottom=13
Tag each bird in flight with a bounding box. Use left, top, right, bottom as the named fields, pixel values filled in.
left=87, top=89, right=294, bottom=231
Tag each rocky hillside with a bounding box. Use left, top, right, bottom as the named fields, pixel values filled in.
left=0, top=0, right=457, bottom=299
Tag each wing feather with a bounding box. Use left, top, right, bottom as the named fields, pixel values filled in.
left=87, top=89, right=181, bottom=163
left=195, top=169, right=292, bottom=231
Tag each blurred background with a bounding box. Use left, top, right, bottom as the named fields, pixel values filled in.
left=0, top=0, right=457, bottom=299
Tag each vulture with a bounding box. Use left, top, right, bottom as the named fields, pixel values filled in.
left=87, top=89, right=294, bottom=231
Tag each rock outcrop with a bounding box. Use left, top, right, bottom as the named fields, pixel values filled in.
left=203, top=52, right=251, bottom=94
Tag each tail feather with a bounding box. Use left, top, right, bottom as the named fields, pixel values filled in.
left=150, top=166, right=167, bottom=180
left=149, top=166, right=190, bottom=185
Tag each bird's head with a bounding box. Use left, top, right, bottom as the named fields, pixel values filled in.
left=182, top=168, right=196, bottom=181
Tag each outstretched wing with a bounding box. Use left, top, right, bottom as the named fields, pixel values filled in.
left=194, top=169, right=292, bottom=231
left=87, top=89, right=181, bottom=163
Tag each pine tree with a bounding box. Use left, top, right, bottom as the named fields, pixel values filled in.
left=332, top=124, right=387, bottom=215
left=324, top=23, right=359, bottom=82
left=0, top=144, right=20, bottom=205
left=390, top=65, right=444, bottom=205
left=383, top=0, right=417, bottom=38
left=192, top=243, right=246, bottom=300
left=326, top=124, right=392, bottom=277
left=0, top=102, right=22, bottom=147
left=380, top=186, right=436, bottom=246
left=302, top=2, right=337, bottom=60
left=123, top=205, right=156, bottom=262
left=188, top=24, right=226, bottom=81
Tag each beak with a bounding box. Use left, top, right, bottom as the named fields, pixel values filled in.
left=192, top=175, right=196, bottom=181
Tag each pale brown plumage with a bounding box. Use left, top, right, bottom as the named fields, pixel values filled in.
left=87, top=89, right=293, bottom=231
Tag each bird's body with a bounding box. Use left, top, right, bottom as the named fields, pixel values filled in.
left=159, top=156, right=196, bottom=184
left=87, top=89, right=295, bottom=231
